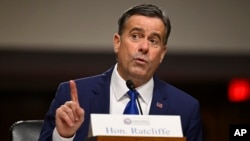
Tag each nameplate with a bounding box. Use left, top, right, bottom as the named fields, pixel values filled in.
left=90, top=114, right=183, bottom=137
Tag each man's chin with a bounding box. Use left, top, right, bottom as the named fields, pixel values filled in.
left=131, top=71, right=148, bottom=79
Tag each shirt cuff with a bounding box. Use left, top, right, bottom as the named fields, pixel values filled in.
left=52, top=128, right=75, bottom=141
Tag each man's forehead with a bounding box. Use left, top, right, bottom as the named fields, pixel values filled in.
left=125, top=15, right=165, bottom=31
left=125, top=17, right=165, bottom=38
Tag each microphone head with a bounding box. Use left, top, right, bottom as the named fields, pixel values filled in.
left=126, top=80, right=135, bottom=91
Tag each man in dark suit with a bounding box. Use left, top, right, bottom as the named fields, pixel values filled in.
left=39, top=4, right=203, bottom=141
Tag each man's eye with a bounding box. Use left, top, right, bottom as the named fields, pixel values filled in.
left=150, top=39, right=158, bottom=45
left=131, top=34, right=140, bottom=40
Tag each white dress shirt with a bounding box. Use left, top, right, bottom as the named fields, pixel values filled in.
left=53, top=64, right=154, bottom=140
left=110, top=64, right=154, bottom=115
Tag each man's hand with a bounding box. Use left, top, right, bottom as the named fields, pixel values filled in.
left=55, top=80, right=85, bottom=138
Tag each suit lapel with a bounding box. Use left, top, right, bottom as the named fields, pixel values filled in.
left=149, top=76, right=169, bottom=115
left=90, top=67, right=114, bottom=114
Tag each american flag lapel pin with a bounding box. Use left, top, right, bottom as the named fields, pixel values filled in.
left=156, top=102, right=163, bottom=108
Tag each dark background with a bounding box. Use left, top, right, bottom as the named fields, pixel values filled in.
left=1, top=49, right=249, bottom=141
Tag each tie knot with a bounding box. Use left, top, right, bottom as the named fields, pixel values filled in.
left=127, top=90, right=138, bottom=100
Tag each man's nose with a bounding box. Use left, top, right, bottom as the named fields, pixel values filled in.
left=138, top=39, right=149, bottom=54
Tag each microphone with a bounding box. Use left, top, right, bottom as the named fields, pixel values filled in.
left=126, top=80, right=136, bottom=91
left=126, top=80, right=143, bottom=115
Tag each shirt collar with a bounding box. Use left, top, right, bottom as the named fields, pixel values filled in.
left=111, top=64, right=154, bottom=105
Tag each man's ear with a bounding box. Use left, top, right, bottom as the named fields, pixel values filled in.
left=113, top=33, right=121, bottom=53
left=160, top=46, right=167, bottom=63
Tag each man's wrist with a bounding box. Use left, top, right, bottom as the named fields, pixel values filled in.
left=52, top=128, right=75, bottom=141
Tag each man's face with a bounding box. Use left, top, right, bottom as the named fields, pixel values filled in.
left=113, top=15, right=167, bottom=86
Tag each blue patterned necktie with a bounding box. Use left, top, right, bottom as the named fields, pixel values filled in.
left=123, top=90, right=139, bottom=114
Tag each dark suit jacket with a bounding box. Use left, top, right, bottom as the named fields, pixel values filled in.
left=39, top=67, right=203, bottom=141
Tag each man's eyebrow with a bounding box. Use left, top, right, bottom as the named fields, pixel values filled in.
left=129, top=27, right=144, bottom=33
left=150, top=32, right=162, bottom=41
left=129, top=27, right=162, bottom=41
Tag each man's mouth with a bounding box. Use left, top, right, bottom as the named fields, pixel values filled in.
left=134, top=57, right=147, bottom=64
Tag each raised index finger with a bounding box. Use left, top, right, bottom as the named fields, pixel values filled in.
left=69, top=80, right=79, bottom=105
